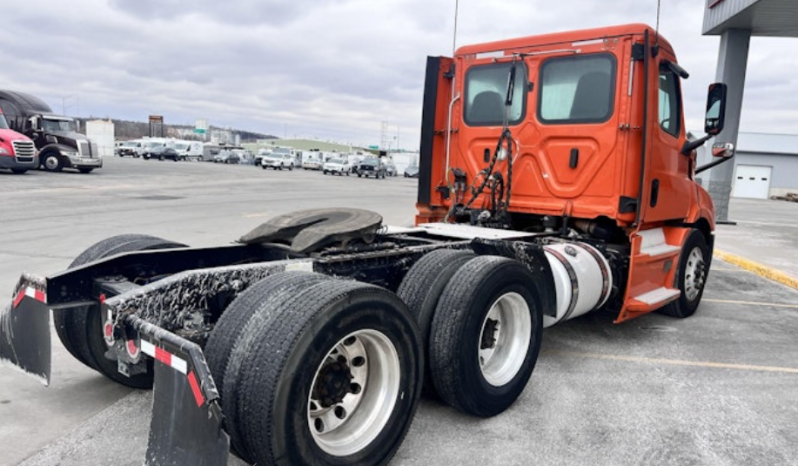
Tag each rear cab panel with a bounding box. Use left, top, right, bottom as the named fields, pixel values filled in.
left=419, top=24, right=698, bottom=229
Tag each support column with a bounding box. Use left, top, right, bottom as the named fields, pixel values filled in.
left=709, top=28, right=751, bottom=223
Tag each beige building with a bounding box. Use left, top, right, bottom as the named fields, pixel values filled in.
left=243, top=138, right=368, bottom=155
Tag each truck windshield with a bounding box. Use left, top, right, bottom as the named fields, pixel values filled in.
left=42, top=118, right=76, bottom=132
left=538, top=54, right=616, bottom=124
left=0, top=114, right=8, bottom=130
left=464, top=62, right=527, bottom=126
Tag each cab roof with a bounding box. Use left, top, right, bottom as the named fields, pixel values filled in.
left=456, top=23, right=675, bottom=58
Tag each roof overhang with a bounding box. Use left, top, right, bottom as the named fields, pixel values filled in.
left=704, top=0, right=798, bottom=37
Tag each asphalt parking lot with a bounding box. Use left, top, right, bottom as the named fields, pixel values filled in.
left=1, top=157, right=797, bottom=466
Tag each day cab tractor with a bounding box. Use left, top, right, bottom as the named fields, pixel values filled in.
left=0, top=24, right=734, bottom=466
left=0, top=108, right=37, bottom=174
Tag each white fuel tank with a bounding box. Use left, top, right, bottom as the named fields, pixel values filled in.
left=543, top=242, right=612, bottom=328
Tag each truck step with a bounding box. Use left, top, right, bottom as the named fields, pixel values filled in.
left=637, top=228, right=681, bottom=257
left=621, top=287, right=681, bottom=317
left=632, top=287, right=680, bottom=305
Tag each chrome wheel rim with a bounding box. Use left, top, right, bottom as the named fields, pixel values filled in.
left=45, top=156, right=58, bottom=170
left=478, top=292, right=532, bottom=387
left=684, top=247, right=706, bottom=302
left=308, top=329, right=400, bottom=457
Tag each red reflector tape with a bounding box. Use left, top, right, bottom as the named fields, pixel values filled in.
left=154, top=347, right=172, bottom=366
left=12, top=291, right=24, bottom=309
left=187, top=371, right=205, bottom=407
left=140, top=340, right=188, bottom=374
left=27, top=287, right=46, bottom=303
left=12, top=287, right=47, bottom=308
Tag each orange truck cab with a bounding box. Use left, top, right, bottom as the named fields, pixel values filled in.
left=416, top=24, right=734, bottom=323
left=0, top=108, right=37, bottom=174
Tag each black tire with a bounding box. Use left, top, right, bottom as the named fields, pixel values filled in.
left=357, top=173, right=362, bottom=178
left=261, top=164, right=267, bottom=169
left=397, top=249, right=475, bottom=397
left=205, top=271, right=330, bottom=458
left=231, top=279, right=422, bottom=465
left=42, top=153, right=63, bottom=172
left=658, top=229, right=710, bottom=318
left=78, top=168, right=93, bottom=174
left=429, top=256, right=543, bottom=417
left=289, top=164, right=293, bottom=171
left=11, top=168, right=27, bottom=174
left=53, top=234, right=187, bottom=388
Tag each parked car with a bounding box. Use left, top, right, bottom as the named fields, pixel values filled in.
left=118, top=140, right=144, bottom=158
left=254, top=149, right=270, bottom=167
left=302, top=158, right=322, bottom=170
left=213, top=151, right=240, bottom=164
left=355, top=157, right=387, bottom=179
left=322, top=157, right=351, bottom=176
left=141, top=141, right=166, bottom=160
left=383, top=160, right=398, bottom=177
left=146, top=145, right=180, bottom=161
left=262, top=153, right=295, bottom=170
left=404, top=165, right=420, bottom=178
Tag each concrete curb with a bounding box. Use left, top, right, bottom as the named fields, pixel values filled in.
left=714, top=249, right=798, bottom=291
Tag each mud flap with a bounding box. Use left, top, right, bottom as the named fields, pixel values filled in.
left=0, top=273, right=50, bottom=385
left=128, top=316, right=229, bottom=466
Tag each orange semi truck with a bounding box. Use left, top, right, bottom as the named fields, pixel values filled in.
left=1, top=24, right=734, bottom=466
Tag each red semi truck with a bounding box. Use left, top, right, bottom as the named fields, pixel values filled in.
left=1, top=24, right=736, bottom=466
left=0, top=108, right=37, bottom=174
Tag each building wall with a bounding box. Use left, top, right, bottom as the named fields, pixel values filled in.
left=734, top=152, right=798, bottom=196
left=86, top=120, right=115, bottom=157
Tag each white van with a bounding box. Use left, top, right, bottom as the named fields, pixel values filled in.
left=173, top=140, right=203, bottom=161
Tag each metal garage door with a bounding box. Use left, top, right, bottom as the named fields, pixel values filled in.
left=732, top=165, right=772, bottom=199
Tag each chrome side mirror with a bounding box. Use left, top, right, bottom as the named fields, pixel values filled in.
left=712, top=142, right=734, bottom=158
left=696, top=142, right=736, bottom=174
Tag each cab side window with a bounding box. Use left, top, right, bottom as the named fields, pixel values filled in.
left=658, top=65, right=681, bottom=137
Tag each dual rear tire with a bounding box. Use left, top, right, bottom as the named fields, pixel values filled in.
left=205, top=272, right=423, bottom=466
left=398, top=250, right=544, bottom=417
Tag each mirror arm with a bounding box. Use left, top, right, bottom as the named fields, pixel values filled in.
left=695, top=155, right=732, bottom=174
left=681, top=133, right=713, bottom=156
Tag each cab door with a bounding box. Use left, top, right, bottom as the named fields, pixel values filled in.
left=639, top=54, right=692, bottom=223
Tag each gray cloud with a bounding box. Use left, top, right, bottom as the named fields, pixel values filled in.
left=0, top=0, right=795, bottom=147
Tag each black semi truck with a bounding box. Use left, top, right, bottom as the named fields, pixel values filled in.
left=0, top=90, right=102, bottom=173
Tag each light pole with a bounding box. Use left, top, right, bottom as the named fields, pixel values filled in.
left=59, top=94, right=77, bottom=116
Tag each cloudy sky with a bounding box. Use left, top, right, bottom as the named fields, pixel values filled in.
left=1, top=0, right=796, bottom=148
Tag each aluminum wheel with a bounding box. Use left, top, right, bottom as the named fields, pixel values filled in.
left=44, top=155, right=60, bottom=170
left=308, top=329, right=400, bottom=457
left=478, top=292, right=532, bottom=387
left=684, top=247, right=706, bottom=302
